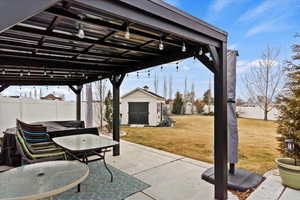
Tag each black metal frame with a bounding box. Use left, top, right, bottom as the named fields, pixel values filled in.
left=64, top=148, right=113, bottom=192
left=0, top=1, right=228, bottom=199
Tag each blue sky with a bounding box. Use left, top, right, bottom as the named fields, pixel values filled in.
left=2, top=0, right=300, bottom=101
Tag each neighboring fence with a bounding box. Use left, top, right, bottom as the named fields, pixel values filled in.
left=0, top=97, right=102, bottom=137
left=203, top=105, right=279, bottom=121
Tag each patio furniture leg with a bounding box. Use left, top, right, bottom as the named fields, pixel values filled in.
left=102, top=152, right=113, bottom=182
left=77, top=184, right=80, bottom=193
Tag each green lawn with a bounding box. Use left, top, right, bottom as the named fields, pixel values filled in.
left=122, top=115, right=279, bottom=174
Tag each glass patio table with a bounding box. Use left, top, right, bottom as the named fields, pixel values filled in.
left=52, top=134, right=118, bottom=185
left=0, top=161, right=89, bottom=200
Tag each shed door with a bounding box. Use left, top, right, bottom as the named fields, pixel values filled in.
left=128, top=102, right=149, bottom=125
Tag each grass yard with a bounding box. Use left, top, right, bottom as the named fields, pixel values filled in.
left=122, top=115, right=279, bottom=174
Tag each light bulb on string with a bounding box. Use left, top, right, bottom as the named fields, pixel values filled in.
left=159, top=38, right=164, bottom=51
left=85, top=75, right=88, bottom=79
left=182, top=42, right=186, bottom=52
left=199, top=47, right=203, bottom=55
left=27, top=70, right=31, bottom=76
left=2, top=69, right=5, bottom=75
left=82, top=72, right=85, bottom=77
left=20, top=70, right=23, bottom=77
left=64, top=74, right=68, bottom=78
left=125, top=26, right=130, bottom=39
left=44, top=71, right=47, bottom=76
left=77, top=24, right=85, bottom=39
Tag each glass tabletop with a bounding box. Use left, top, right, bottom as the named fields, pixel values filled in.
left=0, top=161, right=89, bottom=200
left=52, top=134, right=118, bottom=152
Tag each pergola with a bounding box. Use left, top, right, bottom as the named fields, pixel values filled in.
left=0, top=0, right=228, bottom=199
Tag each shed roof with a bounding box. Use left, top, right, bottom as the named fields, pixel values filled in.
left=121, top=87, right=165, bottom=101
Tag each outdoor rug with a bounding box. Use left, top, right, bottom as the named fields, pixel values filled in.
left=53, top=162, right=150, bottom=200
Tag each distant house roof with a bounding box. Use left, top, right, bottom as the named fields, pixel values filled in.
left=121, top=88, right=165, bottom=101
left=41, top=93, right=63, bottom=101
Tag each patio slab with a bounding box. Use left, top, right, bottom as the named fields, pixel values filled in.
left=246, top=169, right=300, bottom=200
left=106, top=140, right=238, bottom=200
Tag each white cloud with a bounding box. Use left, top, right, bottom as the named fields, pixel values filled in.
left=239, top=0, right=277, bottom=22
left=162, top=0, right=180, bottom=7
left=210, top=0, right=235, bottom=12
left=245, top=22, right=275, bottom=37
left=237, top=59, right=279, bottom=73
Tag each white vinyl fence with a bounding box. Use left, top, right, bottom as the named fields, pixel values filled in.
left=203, top=105, right=279, bottom=121
left=0, top=97, right=102, bottom=137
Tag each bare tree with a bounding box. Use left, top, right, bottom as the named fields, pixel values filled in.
left=168, top=74, right=173, bottom=99
left=153, top=72, right=159, bottom=94
left=163, top=76, right=167, bottom=98
left=94, top=80, right=107, bottom=131
left=243, top=46, right=284, bottom=120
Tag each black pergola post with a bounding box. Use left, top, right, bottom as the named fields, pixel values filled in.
left=69, top=85, right=83, bottom=121
left=110, top=74, right=125, bottom=156
left=214, top=42, right=228, bottom=200
left=76, top=85, right=83, bottom=121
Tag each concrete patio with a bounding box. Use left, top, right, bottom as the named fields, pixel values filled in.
left=106, top=140, right=238, bottom=200
left=106, top=140, right=300, bottom=200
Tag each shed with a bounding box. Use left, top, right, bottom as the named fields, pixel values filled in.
left=121, top=87, right=165, bottom=126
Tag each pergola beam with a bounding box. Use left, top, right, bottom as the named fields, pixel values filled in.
left=75, top=0, right=222, bottom=47
left=11, top=25, right=161, bottom=56
left=0, top=39, right=140, bottom=62
left=0, top=54, right=129, bottom=71
left=46, top=6, right=182, bottom=48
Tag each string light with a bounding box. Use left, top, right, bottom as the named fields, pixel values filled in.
left=199, top=47, right=203, bottom=55
left=64, top=74, right=68, bottom=78
left=82, top=72, right=85, bottom=77
left=77, top=24, right=85, bottom=39
left=68, top=73, right=72, bottom=78
left=2, top=69, right=5, bottom=75
left=50, top=71, right=54, bottom=79
left=44, top=71, right=47, bottom=76
left=85, top=75, right=88, bottom=79
left=159, top=38, right=164, bottom=51
left=125, top=26, right=130, bottom=39
left=182, top=42, right=186, bottom=52
left=27, top=70, right=31, bottom=76
left=20, top=70, right=23, bottom=77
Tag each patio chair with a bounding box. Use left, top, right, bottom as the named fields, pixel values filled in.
left=16, top=120, right=66, bottom=164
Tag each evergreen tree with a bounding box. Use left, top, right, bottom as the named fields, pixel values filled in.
left=277, top=37, right=300, bottom=163
left=172, top=91, right=183, bottom=114
left=104, top=90, right=113, bottom=132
